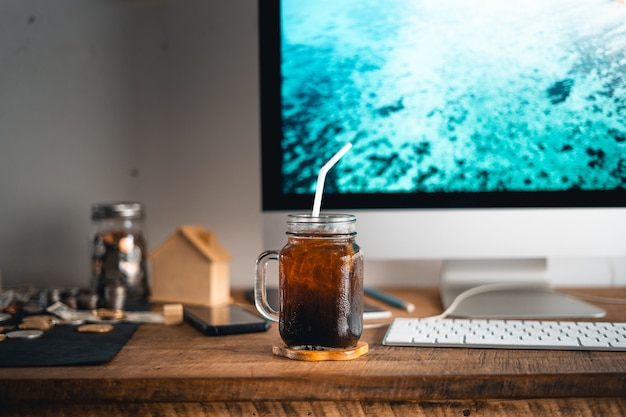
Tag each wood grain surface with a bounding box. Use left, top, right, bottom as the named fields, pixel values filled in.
left=1, top=288, right=625, bottom=416
left=3, top=398, right=626, bottom=417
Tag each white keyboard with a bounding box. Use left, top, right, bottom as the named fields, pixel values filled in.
left=383, top=318, right=626, bottom=351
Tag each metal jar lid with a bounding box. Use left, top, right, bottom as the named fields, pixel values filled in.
left=91, top=202, right=145, bottom=220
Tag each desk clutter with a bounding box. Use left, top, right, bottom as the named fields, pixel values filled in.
left=0, top=201, right=234, bottom=367
left=0, top=309, right=139, bottom=367
left=0, top=285, right=183, bottom=367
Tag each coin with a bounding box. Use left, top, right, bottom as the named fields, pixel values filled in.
left=21, top=315, right=56, bottom=330
left=19, top=321, right=54, bottom=331
left=6, top=330, right=44, bottom=339
left=77, top=324, right=114, bottom=333
left=93, top=308, right=126, bottom=319
left=22, top=315, right=56, bottom=323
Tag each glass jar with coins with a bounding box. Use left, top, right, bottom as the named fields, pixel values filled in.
left=90, top=202, right=149, bottom=310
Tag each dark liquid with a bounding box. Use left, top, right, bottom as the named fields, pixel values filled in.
left=278, top=236, right=363, bottom=349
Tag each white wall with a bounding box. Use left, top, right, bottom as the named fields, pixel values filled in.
left=0, top=0, right=262, bottom=290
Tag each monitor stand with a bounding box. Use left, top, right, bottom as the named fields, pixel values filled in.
left=440, top=259, right=606, bottom=319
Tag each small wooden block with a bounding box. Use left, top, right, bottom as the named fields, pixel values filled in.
left=272, top=341, right=368, bottom=361
left=163, top=303, right=183, bottom=325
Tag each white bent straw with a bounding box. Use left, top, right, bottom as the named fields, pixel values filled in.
left=312, top=142, right=352, bottom=217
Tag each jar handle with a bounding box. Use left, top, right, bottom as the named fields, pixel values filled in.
left=254, top=250, right=280, bottom=322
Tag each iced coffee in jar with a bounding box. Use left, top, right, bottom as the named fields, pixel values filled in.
left=255, top=213, right=364, bottom=350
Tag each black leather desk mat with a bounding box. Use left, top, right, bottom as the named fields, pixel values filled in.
left=0, top=322, right=138, bottom=367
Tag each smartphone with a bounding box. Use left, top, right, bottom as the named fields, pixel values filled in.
left=183, top=304, right=271, bottom=336
left=245, top=288, right=391, bottom=320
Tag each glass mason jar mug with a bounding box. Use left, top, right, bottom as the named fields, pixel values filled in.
left=255, top=213, right=364, bottom=350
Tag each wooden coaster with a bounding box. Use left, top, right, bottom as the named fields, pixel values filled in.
left=272, top=341, right=368, bottom=361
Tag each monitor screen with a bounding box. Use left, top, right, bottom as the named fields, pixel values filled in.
left=258, top=0, right=626, bottom=278
left=260, top=0, right=626, bottom=211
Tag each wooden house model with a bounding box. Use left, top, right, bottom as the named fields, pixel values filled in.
left=150, top=225, right=233, bottom=306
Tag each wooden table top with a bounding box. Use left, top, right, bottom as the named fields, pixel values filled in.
left=1, top=287, right=625, bottom=415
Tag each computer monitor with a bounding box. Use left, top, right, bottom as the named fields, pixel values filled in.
left=258, top=0, right=626, bottom=317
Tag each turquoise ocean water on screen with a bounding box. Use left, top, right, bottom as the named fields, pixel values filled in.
left=279, top=0, right=626, bottom=194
